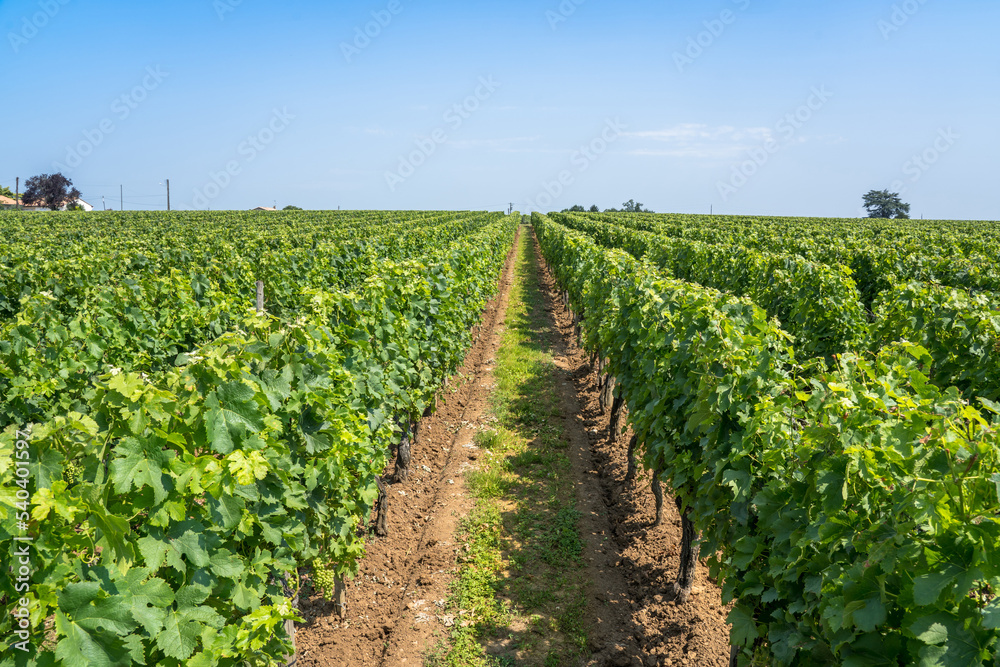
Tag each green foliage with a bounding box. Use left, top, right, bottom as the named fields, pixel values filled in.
left=869, top=282, right=1000, bottom=402
left=535, top=212, right=1000, bottom=666
left=552, top=211, right=868, bottom=360
left=577, top=210, right=1000, bottom=307
left=863, top=189, right=911, bottom=219
left=620, top=199, right=651, bottom=213
left=0, top=210, right=517, bottom=665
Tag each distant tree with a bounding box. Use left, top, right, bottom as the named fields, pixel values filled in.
left=561, top=205, right=586, bottom=212
left=283, top=205, right=303, bottom=211
left=22, top=173, right=81, bottom=211
left=0, top=185, right=15, bottom=200
left=588, top=205, right=599, bottom=213
left=604, top=207, right=620, bottom=213
left=862, top=189, right=910, bottom=219
left=621, top=199, right=652, bottom=213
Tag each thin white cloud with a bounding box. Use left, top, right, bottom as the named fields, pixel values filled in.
left=623, top=123, right=778, bottom=159
left=345, top=126, right=395, bottom=137
left=447, top=136, right=542, bottom=150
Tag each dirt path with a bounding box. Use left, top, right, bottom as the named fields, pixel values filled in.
left=295, top=226, right=732, bottom=667
left=294, top=228, right=521, bottom=667
left=533, top=233, right=734, bottom=667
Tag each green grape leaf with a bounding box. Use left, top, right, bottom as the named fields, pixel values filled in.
left=205, top=381, right=264, bottom=455
left=137, top=535, right=169, bottom=571
left=155, top=612, right=200, bottom=661
left=53, top=611, right=120, bottom=667
left=166, top=521, right=211, bottom=571
left=207, top=493, right=245, bottom=531
left=917, top=626, right=983, bottom=667
left=909, top=614, right=950, bottom=645
left=231, top=581, right=260, bottom=611
left=175, top=585, right=211, bottom=609
left=913, top=572, right=955, bottom=606
left=87, top=505, right=133, bottom=571
left=122, top=634, right=147, bottom=666
left=728, top=606, right=760, bottom=647
left=209, top=550, right=246, bottom=579
left=853, top=598, right=887, bottom=632
left=982, top=600, right=1000, bottom=630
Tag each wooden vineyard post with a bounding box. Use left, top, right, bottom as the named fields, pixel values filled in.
left=256, top=281, right=265, bottom=314
left=281, top=574, right=299, bottom=666
left=283, top=618, right=297, bottom=666
left=334, top=577, right=347, bottom=621
left=374, top=476, right=389, bottom=537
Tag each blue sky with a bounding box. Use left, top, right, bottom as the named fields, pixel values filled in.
left=2, top=0, right=996, bottom=218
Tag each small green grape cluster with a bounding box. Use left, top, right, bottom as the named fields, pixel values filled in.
left=64, top=460, right=84, bottom=485
left=312, top=559, right=337, bottom=601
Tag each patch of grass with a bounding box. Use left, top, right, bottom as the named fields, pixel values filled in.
left=425, top=229, right=589, bottom=667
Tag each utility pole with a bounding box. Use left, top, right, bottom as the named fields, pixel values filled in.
left=166, top=179, right=171, bottom=211
left=508, top=202, right=514, bottom=215
left=15, top=177, right=19, bottom=210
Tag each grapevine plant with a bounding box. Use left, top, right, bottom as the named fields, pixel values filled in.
left=0, top=211, right=518, bottom=666
left=535, top=213, right=1000, bottom=666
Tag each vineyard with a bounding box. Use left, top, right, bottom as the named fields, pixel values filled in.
left=1, top=208, right=999, bottom=666
left=0, top=210, right=517, bottom=666
left=535, top=211, right=1000, bottom=666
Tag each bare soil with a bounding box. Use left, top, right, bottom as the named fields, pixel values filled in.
left=294, top=227, right=732, bottom=667
left=533, top=234, right=734, bottom=667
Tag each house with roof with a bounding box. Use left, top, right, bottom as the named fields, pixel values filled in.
left=0, top=195, right=93, bottom=211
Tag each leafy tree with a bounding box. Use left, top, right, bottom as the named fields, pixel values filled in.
left=283, top=205, right=303, bottom=211
left=862, top=189, right=910, bottom=219
left=0, top=185, right=15, bottom=200
left=22, top=173, right=81, bottom=211
left=562, top=205, right=586, bottom=212
left=622, top=199, right=652, bottom=213
left=589, top=205, right=599, bottom=213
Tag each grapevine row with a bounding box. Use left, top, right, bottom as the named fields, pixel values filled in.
left=535, top=214, right=1000, bottom=666
left=554, top=212, right=1000, bottom=404
left=0, top=211, right=518, bottom=666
